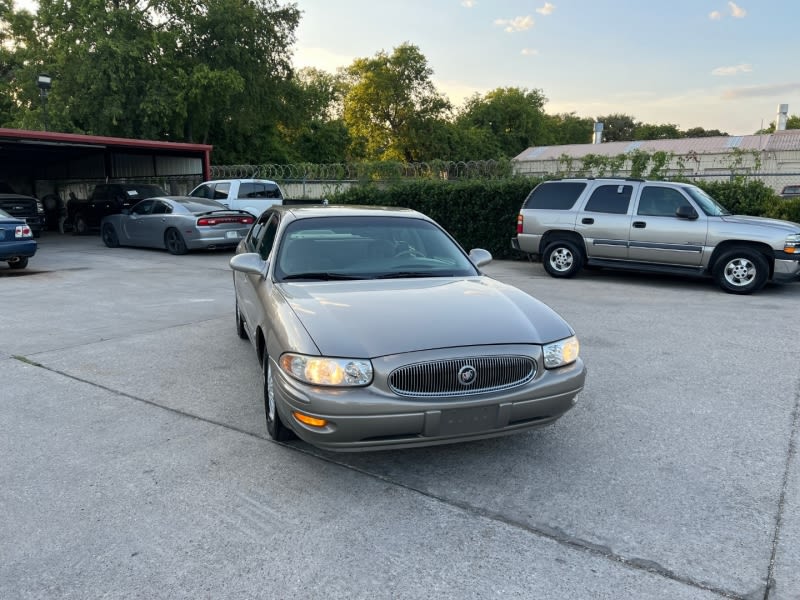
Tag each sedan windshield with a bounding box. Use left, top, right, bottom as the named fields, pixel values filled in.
left=684, top=185, right=732, bottom=216
left=274, top=216, right=479, bottom=281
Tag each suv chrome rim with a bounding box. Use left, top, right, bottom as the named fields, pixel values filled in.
left=550, top=248, right=574, bottom=271
left=723, top=258, right=755, bottom=287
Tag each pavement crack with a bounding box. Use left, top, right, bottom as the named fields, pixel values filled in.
left=763, top=374, right=800, bottom=600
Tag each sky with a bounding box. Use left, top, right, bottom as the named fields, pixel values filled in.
left=292, top=0, right=800, bottom=135
left=11, top=0, right=799, bottom=136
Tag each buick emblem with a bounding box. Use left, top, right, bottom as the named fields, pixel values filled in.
left=458, top=365, right=477, bottom=386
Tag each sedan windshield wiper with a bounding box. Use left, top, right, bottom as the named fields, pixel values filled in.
left=374, top=271, right=440, bottom=279
left=281, top=272, right=366, bottom=281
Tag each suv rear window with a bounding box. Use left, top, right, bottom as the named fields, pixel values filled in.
left=522, top=182, right=586, bottom=210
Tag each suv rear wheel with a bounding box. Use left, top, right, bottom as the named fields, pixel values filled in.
left=542, top=240, right=583, bottom=278
left=713, top=248, right=768, bottom=294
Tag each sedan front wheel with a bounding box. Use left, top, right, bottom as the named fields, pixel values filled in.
left=102, top=223, right=120, bottom=248
left=264, top=354, right=295, bottom=442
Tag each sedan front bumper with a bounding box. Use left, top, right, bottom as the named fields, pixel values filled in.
left=270, top=345, right=586, bottom=452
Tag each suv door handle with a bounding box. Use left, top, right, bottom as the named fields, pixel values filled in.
left=581, top=218, right=594, bottom=225
left=633, top=221, right=646, bottom=228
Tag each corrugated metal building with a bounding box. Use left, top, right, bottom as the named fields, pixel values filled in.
left=0, top=128, right=212, bottom=199
left=512, top=130, right=800, bottom=192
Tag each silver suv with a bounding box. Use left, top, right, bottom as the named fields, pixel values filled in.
left=512, top=178, right=800, bottom=294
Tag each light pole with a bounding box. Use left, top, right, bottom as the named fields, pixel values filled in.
left=37, top=74, right=52, bottom=131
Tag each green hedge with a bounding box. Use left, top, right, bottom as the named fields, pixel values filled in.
left=331, top=177, right=800, bottom=260
left=332, top=178, right=539, bottom=259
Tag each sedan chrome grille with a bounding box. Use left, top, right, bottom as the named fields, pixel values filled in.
left=388, top=355, right=536, bottom=398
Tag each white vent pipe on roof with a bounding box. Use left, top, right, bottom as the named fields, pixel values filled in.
left=776, top=104, right=789, bottom=131
left=593, top=122, right=604, bottom=144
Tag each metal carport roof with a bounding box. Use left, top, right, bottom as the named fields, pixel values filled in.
left=0, top=128, right=212, bottom=185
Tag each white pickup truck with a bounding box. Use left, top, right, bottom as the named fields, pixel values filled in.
left=188, top=179, right=325, bottom=217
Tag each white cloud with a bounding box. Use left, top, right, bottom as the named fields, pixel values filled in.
left=536, top=3, right=555, bottom=15
left=521, top=48, right=539, bottom=56
left=728, top=1, right=747, bottom=18
left=709, top=10, right=722, bottom=20
left=494, top=16, right=535, bottom=33
left=722, top=81, right=800, bottom=99
left=711, top=63, right=752, bottom=76
left=461, top=0, right=476, bottom=7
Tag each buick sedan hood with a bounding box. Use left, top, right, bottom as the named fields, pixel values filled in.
left=277, top=277, right=573, bottom=357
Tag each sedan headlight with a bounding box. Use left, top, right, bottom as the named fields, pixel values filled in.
left=543, top=336, right=580, bottom=369
left=280, top=353, right=373, bottom=386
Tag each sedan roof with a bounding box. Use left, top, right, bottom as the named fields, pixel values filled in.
left=279, top=204, right=424, bottom=219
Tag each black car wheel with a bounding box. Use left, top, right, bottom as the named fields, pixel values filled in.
left=8, top=257, right=28, bottom=269
left=164, top=228, right=188, bottom=255
left=264, top=353, right=295, bottom=441
left=713, top=248, right=769, bottom=294
left=542, top=240, right=583, bottom=278
left=101, top=223, right=120, bottom=248
left=73, top=214, right=88, bottom=236
left=235, top=301, right=247, bottom=340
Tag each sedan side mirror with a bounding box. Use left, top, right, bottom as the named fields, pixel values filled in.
left=230, top=253, right=268, bottom=278
left=675, top=205, right=698, bottom=220
left=469, top=248, right=492, bottom=268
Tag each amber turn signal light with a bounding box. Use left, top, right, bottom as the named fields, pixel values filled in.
left=293, top=412, right=328, bottom=428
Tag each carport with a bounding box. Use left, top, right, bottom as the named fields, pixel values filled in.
left=0, top=128, right=212, bottom=227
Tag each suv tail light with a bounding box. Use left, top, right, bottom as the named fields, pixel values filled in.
left=197, top=215, right=255, bottom=227
left=516, top=214, right=524, bottom=234
left=15, top=224, right=32, bottom=238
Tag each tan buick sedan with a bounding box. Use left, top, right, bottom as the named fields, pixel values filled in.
left=230, top=205, right=586, bottom=452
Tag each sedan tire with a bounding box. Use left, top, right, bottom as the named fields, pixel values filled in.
left=264, top=354, right=295, bottom=442
left=235, top=301, right=247, bottom=340
left=713, top=248, right=769, bottom=294
left=164, top=228, right=188, bottom=255
left=8, top=257, right=28, bottom=269
left=542, top=240, right=583, bottom=278
left=102, top=223, right=120, bottom=248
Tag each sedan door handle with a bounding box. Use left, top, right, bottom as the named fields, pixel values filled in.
left=632, top=221, right=647, bottom=228
left=581, top=218, right=594, bottom=225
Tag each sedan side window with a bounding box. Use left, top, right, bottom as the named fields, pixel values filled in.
left=130, top=200, right=155, bottom=216
left=257, top=215, right=279, bottom=260
left=248, top=212, right=279, bottom=260
left=151, top=201, right=171, bottom=215
left=638, top=187, right=693, bottom=217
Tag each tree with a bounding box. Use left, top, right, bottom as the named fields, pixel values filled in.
left=342, top=43, right=452, bottom=162
left=594, top=113, right=637, bottom=142
left=634, top=123, right=683, bottom=141
left=756, top=115, right=800, bottom=134
left=456, top=87, right=551, bottom=158
left=2, top=0, right=300, bottom=163
left=683, top=127, right=728, bottom=138
left=547, top=112, right=594, bottom=145
left=281, top=67, right=350, bottom=163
